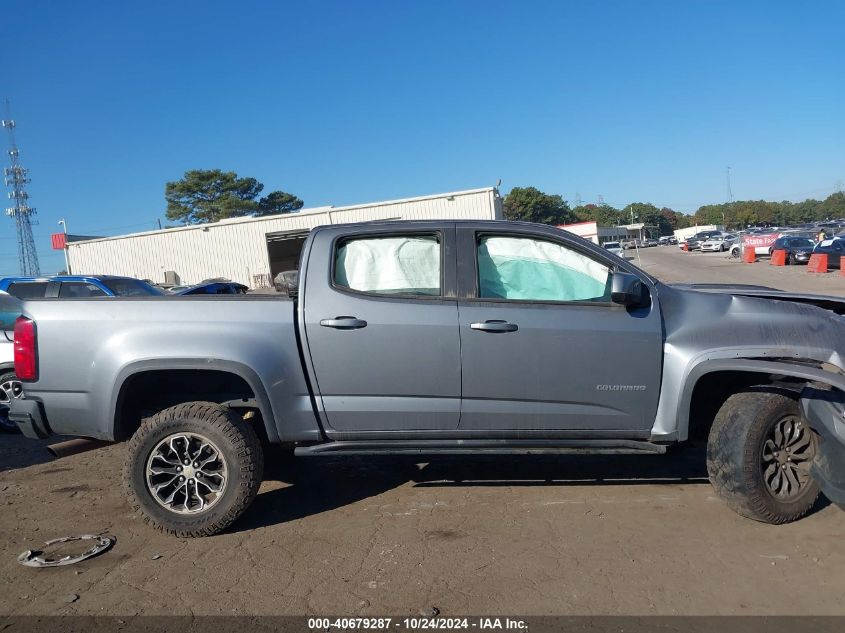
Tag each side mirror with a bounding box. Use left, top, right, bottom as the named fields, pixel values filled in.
left=610, top=272, right=645, bottom=307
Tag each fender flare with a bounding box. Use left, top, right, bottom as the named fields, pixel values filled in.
left=111, top=358, right=279, bottom=443
left=677, top=358, right=845, bottom=440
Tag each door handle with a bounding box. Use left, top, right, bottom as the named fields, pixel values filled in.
left=470, top=320, right=518, bottom=333
left=320, top=317, right=368, bottom=329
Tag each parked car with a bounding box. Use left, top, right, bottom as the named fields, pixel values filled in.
left=0, top=291, right=22, bottom=433
left=658, top=236, right=677, bottom=246
left=602, top=241, right=626, bottom=257
left=643, top=238, right=659, bottom=247
left=0, top=275, right=164, bottom=299
left=768, top=236, right=817, bottom=265
left=620, top=239, right=638, bottom=250
left=176, top=281, right=248, bottom=295
left=700, top=234, right=738, bottom=252
left=812, top=238, right=845, bottom=269
left=10, top=220, right=845, bottom=536
left=274, top=270, right=299, bottom=294
left=684, top=231, right=723, bottom=251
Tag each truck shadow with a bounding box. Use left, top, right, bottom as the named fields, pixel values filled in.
left=0, top=433, right=65, bottom=472
left=233, top=447, right=836, bottom=533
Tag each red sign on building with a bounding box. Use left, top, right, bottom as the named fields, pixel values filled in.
left=51, top=233, right=67, bottom=250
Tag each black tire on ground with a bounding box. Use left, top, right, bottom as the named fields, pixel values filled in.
left=0, top=371, right=23, bottom=433
left=707, top=390, right=819, bottom=524
left=123, top=401, right=264, bottom=537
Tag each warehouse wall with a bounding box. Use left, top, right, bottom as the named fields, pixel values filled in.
left=68, top=188, right=502, bottom=288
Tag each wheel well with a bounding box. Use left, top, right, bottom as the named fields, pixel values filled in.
left=687, top=370, right=806, bottom=442
left=114, top=369, right=259, bottom=441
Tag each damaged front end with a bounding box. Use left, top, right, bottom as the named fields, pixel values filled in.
left=660, top=282, right=845, bottom=507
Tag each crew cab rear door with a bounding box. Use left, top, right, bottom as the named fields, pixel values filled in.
left=302, top=224, right=461, bottom=434
left=455, top=224, right=663, bottom=433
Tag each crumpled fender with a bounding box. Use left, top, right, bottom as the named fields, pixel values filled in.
left=800, top=386, right=845, bottom=506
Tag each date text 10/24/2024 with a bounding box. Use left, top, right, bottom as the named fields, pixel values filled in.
left=307, top=617, right=528, bottom=630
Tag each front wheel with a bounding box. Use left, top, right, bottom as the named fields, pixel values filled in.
left=707, top=390, right=819, bottom=524
left=123, top=401, right=264, bottom=537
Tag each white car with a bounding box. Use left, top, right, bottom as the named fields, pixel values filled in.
left=602, top=241, right=626, bottom=258
left=0, top=291, right=23, bottom=432
left=700, top=233, right=737, bottom=252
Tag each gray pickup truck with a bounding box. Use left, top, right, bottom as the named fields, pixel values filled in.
left=10, top=220, right=845, bottom=537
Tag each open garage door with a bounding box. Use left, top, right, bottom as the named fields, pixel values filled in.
left=265, top=230, right=309, bottom=288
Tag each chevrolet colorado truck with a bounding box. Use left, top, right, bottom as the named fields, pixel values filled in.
left=10, top=220, right=845, bottom=536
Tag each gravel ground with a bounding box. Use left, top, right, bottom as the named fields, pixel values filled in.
left=1, top=247, right=844, bottom=617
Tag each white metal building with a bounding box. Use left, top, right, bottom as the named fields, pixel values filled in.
left=673, top=224, right=723, bottom=241
left=557, top=220, right=633, bottom=244
left=68, top=187, right=503, bottom=288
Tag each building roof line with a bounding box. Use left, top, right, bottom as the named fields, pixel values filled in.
left=67, top=187, right=498, bottom=246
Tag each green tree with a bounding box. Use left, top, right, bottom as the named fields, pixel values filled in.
left=165, top=169, right=265, bottom=224
left=257, top=190, right=305, bottom=216
left=503, top=187, right=573, bottom=225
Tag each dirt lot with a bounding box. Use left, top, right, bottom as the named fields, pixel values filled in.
left=2, top=248, right=845, bottom=617
left=633, top=245, right=845, bottom=296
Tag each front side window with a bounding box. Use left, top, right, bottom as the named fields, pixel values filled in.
left=100, top=278, right=162, bottom=296
left=334, top=234, right=441, bottom=296
left=477, top=235, right=612, bottom=302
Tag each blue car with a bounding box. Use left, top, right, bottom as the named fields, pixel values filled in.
left=175, top=281, right=248, bottom=295
left=0, top=275, right=164, bottom=299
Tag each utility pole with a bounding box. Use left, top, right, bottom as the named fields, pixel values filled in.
left=58, top=218, right=71, bottom=274
left=725, top=166, right=733, bottom=203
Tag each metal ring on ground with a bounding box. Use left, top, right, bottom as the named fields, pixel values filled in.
left=17, top=534, right=115, bottom=568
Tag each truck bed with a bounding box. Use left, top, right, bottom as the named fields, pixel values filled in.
left=17, top=296, right=320, bottom=441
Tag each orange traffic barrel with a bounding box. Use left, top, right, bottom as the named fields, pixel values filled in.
left=742, top=247, right=756, bottom=263
left=807, top=253, right=828, bottom=273
left=770, top=249, right=786, bottom=266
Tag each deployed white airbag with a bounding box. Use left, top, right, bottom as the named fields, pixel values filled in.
left=478, top=236, right=610, bottom=301
left=335, top=236, right=440, bottom=295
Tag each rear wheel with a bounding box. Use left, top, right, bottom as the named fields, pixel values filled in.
left=123, top=401, right=263, bottom=537
left=0, top=371, right=23, bottom=433
left=707, top=390, right=819, bottom=524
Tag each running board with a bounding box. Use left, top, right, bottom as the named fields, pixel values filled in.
left=294, top=439, right=667, bottom=456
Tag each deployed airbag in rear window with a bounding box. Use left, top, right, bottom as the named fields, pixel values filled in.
left=335, top=235, right=441, bottom=296
left=478, top=236, right=611, bottom=302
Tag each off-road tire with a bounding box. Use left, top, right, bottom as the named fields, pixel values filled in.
left=707, top=390, right=819, bottom=524
left=123, top=401, right=263, bottom=537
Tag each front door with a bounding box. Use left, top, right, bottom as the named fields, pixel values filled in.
left=303, top=226, right=461, bottom=434
left=456, top=227, right=663, bottom=433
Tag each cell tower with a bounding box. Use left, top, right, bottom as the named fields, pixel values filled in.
left=2, top=100, right=40, bottom=276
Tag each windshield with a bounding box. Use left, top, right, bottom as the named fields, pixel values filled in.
left=100, top=278, right=163, bottom=297
left=787, top=238, right=814, bottom=248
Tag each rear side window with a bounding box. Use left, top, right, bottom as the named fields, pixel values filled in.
left=477, top=235, right=612, bottom=302
left=58, top=282, right=108, bottom=298
left=6, top=282, right=48, bottom=299
left=334, top=235, right=441, bottom=296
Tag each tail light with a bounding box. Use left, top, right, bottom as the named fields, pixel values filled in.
left=14, top=316, right=37, bottom=381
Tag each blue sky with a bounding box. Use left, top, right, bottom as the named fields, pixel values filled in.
left=2, top=0, right=844, bottom=274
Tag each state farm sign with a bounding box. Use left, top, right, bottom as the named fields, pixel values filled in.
left=741, top=232, right=780, bottom=254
